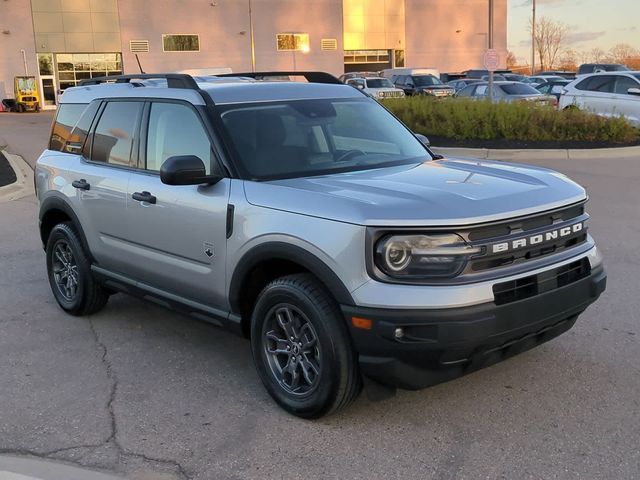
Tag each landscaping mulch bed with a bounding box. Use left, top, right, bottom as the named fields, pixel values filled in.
left=0, top=151, right=17, bottom=187
left=428, top=136, right=640, bottom=150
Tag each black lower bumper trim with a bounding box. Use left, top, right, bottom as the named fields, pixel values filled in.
left=342, top=265, right=606, bottom=390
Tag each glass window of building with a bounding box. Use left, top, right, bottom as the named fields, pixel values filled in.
left=55, top=53, right=122, bottom=91
left=276, top=33, right=310, bottom=52
left=162, top=35, right=200, bottom=52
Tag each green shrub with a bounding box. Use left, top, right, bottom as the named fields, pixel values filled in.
left=382, top=97, right=640, bottom=144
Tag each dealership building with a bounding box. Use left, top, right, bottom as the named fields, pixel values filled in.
left=1, top=0, right=507, bottom=109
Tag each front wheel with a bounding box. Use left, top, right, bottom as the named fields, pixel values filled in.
left=250, top=274, right=361, bottom=418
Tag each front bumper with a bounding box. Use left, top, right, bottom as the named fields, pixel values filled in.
left=342, top=265, right=606, bottom=390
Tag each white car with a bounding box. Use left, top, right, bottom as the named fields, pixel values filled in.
left=559, top=71, right=640, bottom=125
left=346, top=77, right=405, bottom=99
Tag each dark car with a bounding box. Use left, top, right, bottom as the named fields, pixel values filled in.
left=393, top=74, right=455, bottom=97
left=447, top=78, right=482, bottom=92
left=577, top=64, right=629, bottom=75
left=535, top=79, right=571, bottom=100
left=463, top=69, right=512, bottom=79
left=537, top=70, right=576, bottom=80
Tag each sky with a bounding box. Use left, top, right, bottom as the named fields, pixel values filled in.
left=508, top=0, right=640, bottom=64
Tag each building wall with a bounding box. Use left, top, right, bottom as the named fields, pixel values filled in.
left=117, top=0, right=344, bottom=76
left=404, top=0, right=508, bottom=72
left=0, top=0, right=38, bottom=99
left=30, top=0, right=121, bottom=53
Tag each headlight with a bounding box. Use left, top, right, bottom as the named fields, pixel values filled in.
left=374, top=234, right=480, bottom=279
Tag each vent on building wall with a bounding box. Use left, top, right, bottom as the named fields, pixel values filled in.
left=129, top=40, right=150, bottom=53
left=321, top=38, right=338, bottom=51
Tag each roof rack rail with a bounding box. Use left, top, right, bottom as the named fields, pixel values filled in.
left=78, top=73, right=200, bottom=90
left=216, top=71, right=343, bottom=85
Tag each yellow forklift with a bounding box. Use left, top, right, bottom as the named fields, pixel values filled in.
left=13, top=76, right=41, bottom=112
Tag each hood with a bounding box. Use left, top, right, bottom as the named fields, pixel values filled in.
left=243, top=157, right=586, bottom=227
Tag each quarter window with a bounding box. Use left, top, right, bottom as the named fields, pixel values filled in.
left=91, top=102, right=143, bottom=167
left=614, top=76, right=640, bottom=95
left=49, top=103, right=88, bottom=151
left=146, top=102, right=213, bottom=173
left=162, top=34, right=200, bottom=52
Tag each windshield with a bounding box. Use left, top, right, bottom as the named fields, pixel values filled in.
left=366, top=78, right=393, bottom=88
left=500, top=83, right=541, bottom=95
left=413, top=75, right=442, bottom=86
left=218, top=98, right=429, bottom=180
left=16, top=77, right=36, bottom=92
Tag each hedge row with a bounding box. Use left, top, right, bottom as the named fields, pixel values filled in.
left=382, top=97, right=640, bottom=144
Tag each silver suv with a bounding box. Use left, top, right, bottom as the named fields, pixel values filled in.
left=36, top=72, right=606, bottom=418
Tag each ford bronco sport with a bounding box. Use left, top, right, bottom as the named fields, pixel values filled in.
left=36, top=72, right=606, bottom=418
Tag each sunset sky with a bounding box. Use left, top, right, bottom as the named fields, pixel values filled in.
left=508, top=0, right=639, bottom=63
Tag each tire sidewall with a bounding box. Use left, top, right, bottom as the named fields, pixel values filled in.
left=46, top=224, right=88, bottom=313
left=251, top=283, right=344, bottom=417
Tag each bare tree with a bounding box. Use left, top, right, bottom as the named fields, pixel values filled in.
left=558, top=49, right=578, bottom=71
left=506, top=50, right=518, bottom=69
left=529, top=16, right=569, bottom=71
left=609, top=43, right=639, bottom=64
left=589, top=47, right=611, bottom=63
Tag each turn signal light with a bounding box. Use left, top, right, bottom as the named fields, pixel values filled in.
left=351, top=317, right=373, bottom=330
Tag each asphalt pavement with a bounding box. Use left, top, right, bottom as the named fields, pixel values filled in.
left=0, top=112, right=639, bottom=479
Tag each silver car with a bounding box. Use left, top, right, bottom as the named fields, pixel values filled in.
left=35, top=72, right=606, bottom=418
left=457, top=81, right=558, bottom=106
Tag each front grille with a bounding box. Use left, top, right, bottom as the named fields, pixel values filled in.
left=492, top=258, right=590, bottom=305
left=464, top=203, right=589, bottom=273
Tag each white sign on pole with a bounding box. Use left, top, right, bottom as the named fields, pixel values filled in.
left=484, top=49, right=500, bottom=72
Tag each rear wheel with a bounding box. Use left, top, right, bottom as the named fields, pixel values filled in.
left=250, top=274, right=361, bottom=418
left=46, top=223, right=109, bottom=316
left=16, top=104, right=25, bottom=113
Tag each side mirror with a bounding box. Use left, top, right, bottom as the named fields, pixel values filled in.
left=628, top=87, right=640, bottom=96
left=160, top=155, right=221, bottom=186
left=414, top=133, right=430, bottom=147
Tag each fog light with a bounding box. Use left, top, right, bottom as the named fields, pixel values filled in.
left=394, top=327, right=404, bottom=339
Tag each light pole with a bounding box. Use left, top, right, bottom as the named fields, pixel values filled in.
left=20, top=49, right=28, bottom=75
left=488, top=0, right=494, bottom=102
left=531, top=0, right=536, bottom=75
left=292, top=44, right=310, bottom=71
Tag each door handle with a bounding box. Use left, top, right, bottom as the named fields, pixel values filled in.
left=132, top=191, right=157, bottom=204
left=72, top=179, right=90, bottom=190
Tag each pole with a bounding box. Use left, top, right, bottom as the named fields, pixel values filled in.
left=488, top=0, right=494, bottom=102
left=248, top=0, right=256, bottom=72
left=20, top=49, right=28, bottom=76
left=531, top=0, right=536, bottom=75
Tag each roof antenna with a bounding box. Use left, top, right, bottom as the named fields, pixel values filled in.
left=135, top=54, right=145, bottom=74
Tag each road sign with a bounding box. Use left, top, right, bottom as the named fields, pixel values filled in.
left=484, top=49, right=500, bottom=72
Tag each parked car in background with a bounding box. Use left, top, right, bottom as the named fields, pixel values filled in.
left=339, top=72, right=380, bottom=83
left=502, top=73, right=528, bottom=82
left=559, top=71, right=640, bottom=125
left=380, top=67, right=440, bottom=83
left=537, top=71, right=576, bottom=80
left=535, top=79, right=571, bottom=101
left=456, top=81, right=557, bottom=106
left=481, top=74, right=507, bottom=81
left=393, top=74, right=455, bottom=97
left=463, top=69, right=512, bottom=79
left=528, top=75, right=566, bottom=87
left=577, top=64, right=629, bottom=76
left=447, top=78, right=482, bottom=92
left=346, top=77, right=405, bottom=99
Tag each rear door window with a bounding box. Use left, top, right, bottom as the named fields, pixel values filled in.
left=91, top=101, right=143, bottom=167
left=49, top=103, right=88, bottom=151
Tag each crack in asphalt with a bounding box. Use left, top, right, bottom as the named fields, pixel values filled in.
left=0, top=319, right=191, bottom=480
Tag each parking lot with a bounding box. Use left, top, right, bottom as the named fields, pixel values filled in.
left=0, top=112, right=639, bottom=479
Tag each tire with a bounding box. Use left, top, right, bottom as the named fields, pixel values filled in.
left=250, top=273, right=361, bottom=418
left=46, top=222, right=109, bottom=316
left=16, top=104, right=25, bottom=113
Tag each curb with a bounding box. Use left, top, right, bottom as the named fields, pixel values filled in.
left=432, top=145, right=640, bottom=161
left=0, top=150, right=34, bottom=202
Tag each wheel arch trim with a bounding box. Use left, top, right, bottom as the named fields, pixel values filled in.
left=39, top=195, right=92, bottom=260
left=228, top=242, right=355, bottom=314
